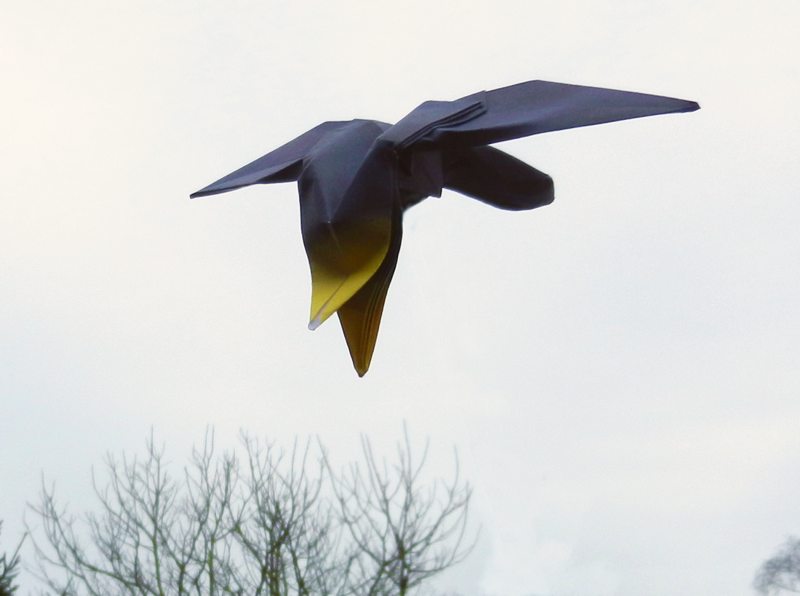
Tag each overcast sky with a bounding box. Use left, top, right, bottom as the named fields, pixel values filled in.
left=2, top=1, right=799, bottom=594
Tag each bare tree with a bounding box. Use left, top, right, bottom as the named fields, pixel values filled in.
left=755, top=537, right=800, bottom=595
left=31, top=431, right=244, bottom=594
left=324, top=428, right=475, bottom=595
left=228, top=435, right=353, bottom=595
left=27, top=429, right=472, bottom=595
left=0, top=521, right=23, bottom=596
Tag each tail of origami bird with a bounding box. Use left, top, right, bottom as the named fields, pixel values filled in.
left=335, top=207, right=403, bottom=376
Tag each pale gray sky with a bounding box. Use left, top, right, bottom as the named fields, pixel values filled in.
left=2, top=1, right=799, bottom=594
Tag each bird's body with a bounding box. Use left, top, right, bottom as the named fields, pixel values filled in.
left=192, top=80, right=699, bottom=376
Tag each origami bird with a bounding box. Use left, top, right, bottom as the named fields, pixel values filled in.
left=192, top=80, right=699, bottom=376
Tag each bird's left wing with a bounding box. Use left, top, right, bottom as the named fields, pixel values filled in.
left=190, top=121, right=351, bottom=198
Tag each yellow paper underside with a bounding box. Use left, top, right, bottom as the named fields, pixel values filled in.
left=307, top=219, right=391, bottom=330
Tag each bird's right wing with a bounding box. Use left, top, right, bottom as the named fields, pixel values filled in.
left=429, top=80, right=700, bottom=147
left=190, top=121, right=351, bottom=198
left=388, top=80, right=697, bottom=211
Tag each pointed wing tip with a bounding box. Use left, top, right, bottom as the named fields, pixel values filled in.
left=189, top=185, right=214, bottom=199
left=190, top=185, right=218, bottom=199
left=189, top=185, right=237, bottom=199
left=683, top=100, right=701, bottom=112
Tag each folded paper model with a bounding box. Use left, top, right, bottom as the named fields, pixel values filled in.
left=192, top=80, right=699, bottom=376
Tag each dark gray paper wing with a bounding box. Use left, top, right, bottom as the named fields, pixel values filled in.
left=381, top=95, right=487, bottom=203
left=428, top=80, right=700, bottom=147
left=377, top=94, right=486, bottom=150
left=190, top=121, right=350, bottom=198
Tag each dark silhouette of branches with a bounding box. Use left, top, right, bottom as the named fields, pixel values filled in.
left=0, top=521, right=24, bottom=596
left=324, top=428, right=475, bottom=595
left=30, top=431, right=244, bottom=595
left=755, top=537, right=800, bottom=595
left=27, top=429, right=472, bottom=595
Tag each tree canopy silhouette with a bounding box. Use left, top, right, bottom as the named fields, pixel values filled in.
left=755, top=537, right=800, bottom=595
left=29, top=429, right=473, bottom=595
